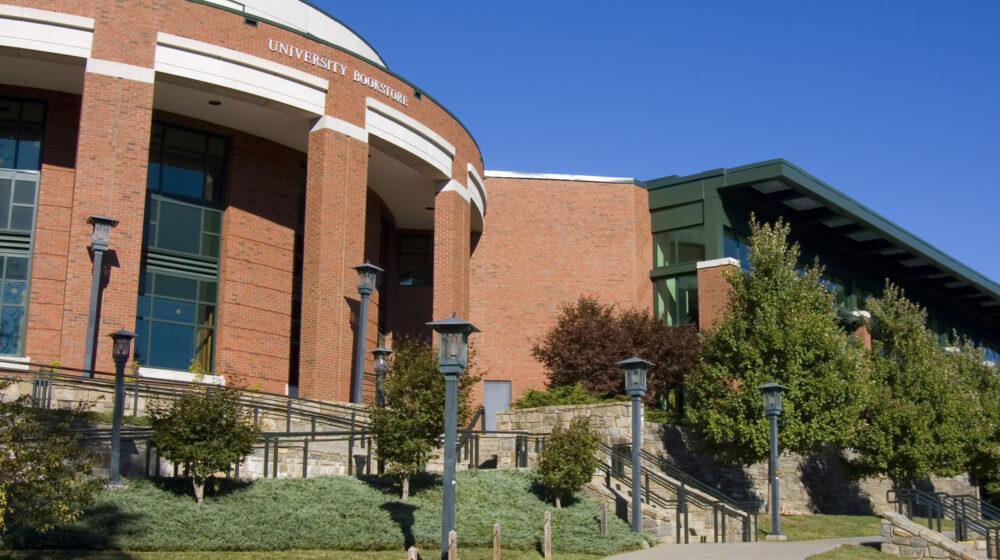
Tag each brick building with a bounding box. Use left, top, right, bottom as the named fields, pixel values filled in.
left=1, top=1, right=997, bottom=427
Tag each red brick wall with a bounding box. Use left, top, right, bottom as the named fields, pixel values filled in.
left=214, top=129, right=303, bottom=394
left=0, top=86, right=81, bottom=366
left=11, top=0, right=484, bottom=402
left=469, top=177, right=652, bottom=401
left=696, top=261, right=737, bottom=332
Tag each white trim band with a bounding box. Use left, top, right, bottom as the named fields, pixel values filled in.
left=439, top=179, right=469, bottom=202
left=0, top=355, right=30, bottom=372
left=484, top=170, right=635, bottom=184
left=697, top=257, right=741, bottom=269
left=311, top=115, right=367, bottom=143
left=0, top=4, right=93, bottom=31
left=365, top=98, right=454, bottom=157
left=157, top=32, right=327, bottom=90
left=138, top=366, right=226, bottom=385
left=86, top=58, right=155, bottom=83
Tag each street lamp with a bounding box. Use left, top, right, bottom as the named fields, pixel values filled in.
left=428, top=313, right=478, bottom=560
left=619, top=357, right=652, bottom=534
left=371, top=347, right=392, bottom=409
left=351, top=261, right=383, bottom=404
left=758, top=381, right=788, bottom=541
left=83, top=215, right=118, bottom=377
left=109, top=329, right=134, bottom=485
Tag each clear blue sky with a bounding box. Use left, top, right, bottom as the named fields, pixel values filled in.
left=316, top=0, right=1000, bottom=284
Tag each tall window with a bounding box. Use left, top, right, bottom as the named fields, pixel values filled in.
left=398, top=235, right=432, bottom=286
left=135, top=122, right=225, bottom=372
left=654, top=226, right=705, bottom=267
left=0, top=98, right=43, bottom=356
left=654, top=274, right=699, bottom=326
left=724, top=229, right=750, bottom=269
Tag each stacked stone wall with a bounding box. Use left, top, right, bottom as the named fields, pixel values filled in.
left=498, top=403, right=977, bottom=515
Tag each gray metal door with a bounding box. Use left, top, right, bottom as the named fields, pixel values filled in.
left=483, top=381, right=511, bottom=431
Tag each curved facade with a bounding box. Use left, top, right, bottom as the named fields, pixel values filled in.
left=2, top=2, right=997, bottom=413
left=0, top=0, right=486, bottom=400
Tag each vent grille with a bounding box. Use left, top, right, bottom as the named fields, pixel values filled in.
left=145, top=251, right=218, bottom=277
left=751, top=180, right=789, bottom=194
left=846, top=230, right=879, bottom=243
left=0, top=232, right=30, bottom=252
left=782, top=197, right=823, bottom=211
left=822, top=217, right=854, bottom=228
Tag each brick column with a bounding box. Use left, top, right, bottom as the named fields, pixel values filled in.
left=433, top=186, right=471, bottom=322
left=298, top=127, right=368, bottom=401
left=61, top=66, right=155, bottom=374
left=695, top=257, right=740, bottom=331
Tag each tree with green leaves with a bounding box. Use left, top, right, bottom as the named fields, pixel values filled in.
left=536, top=418, right=600, bottom=508
left=531, top=297, right=699, bottom=404
left=687, top=218, right=865, bottom=465
left=0, top=380, right=101, bottom=538
left=369, top=341, right=480, bottom=501
left=150, top=385, right=260, bottom=504
left=849, top=283, right=972, bottom=483
left=950, top=339, right=1000, bottom=493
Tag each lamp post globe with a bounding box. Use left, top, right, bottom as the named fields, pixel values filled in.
left=758, top=382, right=788, bottom=540
left=108, top=329, right=134, bottom=485
left=617, top=356, right=652, bottom=534
left=428, top=314, right=478, bottom=559
left=350, top=261, right=383, bottom=404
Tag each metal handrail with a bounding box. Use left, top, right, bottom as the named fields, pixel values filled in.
left=6, top=361, right=365, bottom=429
left=643, top=448, right=761, bottom=513
left=597, top=442, right=756, bottom=542
left=888, top=488, right=1000, bottom=559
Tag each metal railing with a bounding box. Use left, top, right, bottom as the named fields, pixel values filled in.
left=598, top=442, right=756, bottom=543
left=6, top=360, right=365, bottom=432
left=888, top=488, right=1000, bottom=559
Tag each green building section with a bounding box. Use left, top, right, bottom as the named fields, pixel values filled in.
left=644, top=159, right=1000, bottom=361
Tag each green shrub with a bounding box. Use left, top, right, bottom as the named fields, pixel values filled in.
left=536, top=418, right=600, bottom=508
left=150, top=386, right=260, bottom=504
left=512, top=383, right=605, bottom=409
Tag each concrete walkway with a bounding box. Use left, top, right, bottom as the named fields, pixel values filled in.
left=604, top=536, right=883, bottom=560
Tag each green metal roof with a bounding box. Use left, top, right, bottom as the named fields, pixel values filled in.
left=646, top=159, right=1000, bottom=340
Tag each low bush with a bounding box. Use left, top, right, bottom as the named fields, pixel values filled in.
left=16, top=470, right=644, bottom=555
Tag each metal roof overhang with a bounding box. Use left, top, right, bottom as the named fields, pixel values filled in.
left=652, top=159, right=1000, bottom=342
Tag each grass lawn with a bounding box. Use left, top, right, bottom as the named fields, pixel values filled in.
left=4, top=471, right=643, bottom=556
left=805, top=544, right=889, bottom=560
left=0, top=549, right=603, bottom=559
left=758, top=514, right=882, bottom=541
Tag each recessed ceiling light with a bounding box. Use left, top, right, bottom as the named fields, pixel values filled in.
left=208, top=100, right=222, bottom=106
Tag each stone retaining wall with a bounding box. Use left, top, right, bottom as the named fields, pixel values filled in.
left=498, top=403, right=977, bottom=515
left=880, top=512, right=977, bottom=559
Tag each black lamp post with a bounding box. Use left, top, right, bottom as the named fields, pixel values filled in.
left=109, top=329, right=134, bottom=485
left=83, top=215, right=118, bottom=377
left=619, top=357, right=651, bottom=534
left=351, top=261, right=383, bottom=404
left=428, top=314, right=478, bottom=560
left=758, top=381, right=788, bottom=540
left=371, top=347, right=392, bottom=409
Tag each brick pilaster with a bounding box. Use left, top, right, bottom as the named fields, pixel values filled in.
left=61, top=12, right=156, bottom=374
left=433, top=188, right=471, bottom=322
left=298, top=127, right=368, bottom=400
left=696, top=258, right=740, bottom=332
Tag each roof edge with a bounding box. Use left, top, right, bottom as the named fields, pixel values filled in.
left=485, top=170, right=639, bottom=185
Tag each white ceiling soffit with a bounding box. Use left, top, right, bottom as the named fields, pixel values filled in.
left=0, top=48, right=85, bottom=94
left=154, top=32, right=328, bottom=117
left=367, top=144, right=436, bottom=231
left=198, top=0, right=385, bottom=67
left=153, top=75, right=315, bottom=152
left=0, top=4, right=93, bottom=58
